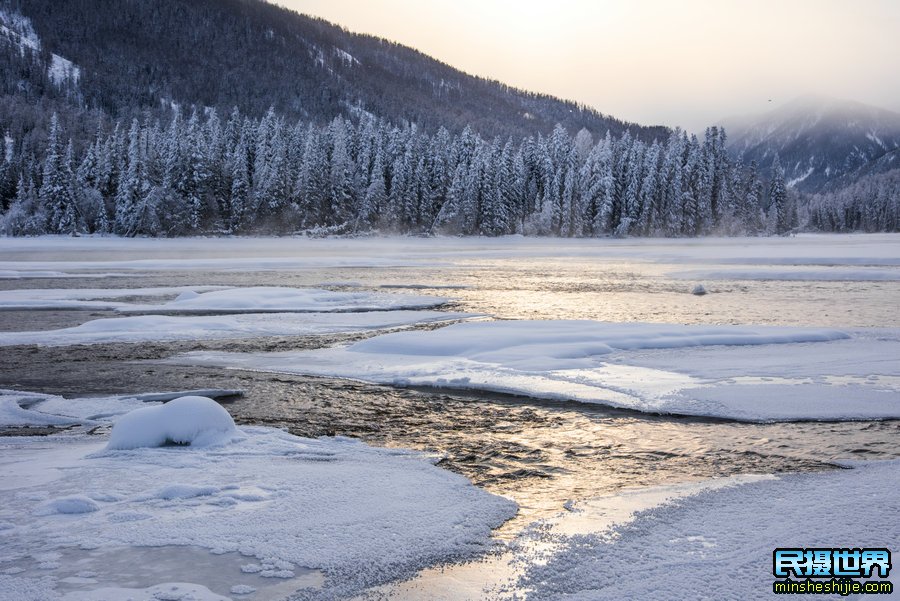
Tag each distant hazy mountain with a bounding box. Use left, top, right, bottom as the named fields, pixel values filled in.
left=2, top=0, right=666, bottom=141
left=719, top=95, right=900, bottom=192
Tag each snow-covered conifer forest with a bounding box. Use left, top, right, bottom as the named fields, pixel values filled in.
left=4, top=111, right=811, bottom=237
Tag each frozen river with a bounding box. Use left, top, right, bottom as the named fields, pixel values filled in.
left=0, top=234, right=898, bottom=600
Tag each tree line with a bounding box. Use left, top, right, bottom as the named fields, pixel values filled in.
left=0, top=107, right=807, bottom=237
left=807, top=169, right=900, bottom=232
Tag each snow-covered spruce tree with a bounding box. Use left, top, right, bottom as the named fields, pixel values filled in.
left=38, top=114, right=76, bottom=234
left=767, top=155, right=789, bottom=235
left=0, top=175, right=42, bottom=235
left=114, top=120, right=145, bottom=236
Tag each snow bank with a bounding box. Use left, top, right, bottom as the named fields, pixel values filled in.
left=0, top=409, right=516, bottom=598
left=0, top=310, right=474, bottom=346
left=519, top=460, right=900, bottom=599
left=172, top=321, right=900, bottom=421
left=106, top=396, right=240, bottom=450
left=35, top=495, right=99, bottom=515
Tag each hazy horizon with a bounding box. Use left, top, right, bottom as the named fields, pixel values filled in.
left=273, top=0, right=900, bottom=133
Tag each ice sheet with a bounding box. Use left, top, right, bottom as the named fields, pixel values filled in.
left=0, top=311, right=474, bottom=346
left=0, top=286, right=448, bottom=313
left=519, top=460, right=900, bottom=599
left=0, top=396, right=516, bottom=599
left=0, top=234, right=897, bottom=273
left=170, top=321, right=900, bottom=421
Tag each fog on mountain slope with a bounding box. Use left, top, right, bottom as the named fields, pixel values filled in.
left=720, top=95, right=900, bottom=193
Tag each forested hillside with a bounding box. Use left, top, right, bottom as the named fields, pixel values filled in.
left=1, top=0, right=666, bottom=141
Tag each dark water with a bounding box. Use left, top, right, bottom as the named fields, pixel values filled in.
left=2, top=257, right=899, bottom=533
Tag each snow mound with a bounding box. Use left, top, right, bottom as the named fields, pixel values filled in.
left=36, top=495, right=99, bottom=515
left=172, top=321, right=900, bottom=421
left=230, top=584, right=256, bottom=595
left=106, top=396, right=240, bottom=450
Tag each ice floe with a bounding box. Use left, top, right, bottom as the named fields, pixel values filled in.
left=0, top=389, right=242, bottom=428
left=670, top=266, right=900, bottom=281
left=116, top=286, right=450, bottom=314
left=0, top=286, right=449, bottom=313
left=0, top=395, right=516, bottom=599
left=519, top=459, right=900, bottom=599
left=0, top=310, right=474, bottom=346
left=171, top=320, right=900, bottom=422
left=0, top=286, right=225, bottom=311
left=0, top=271, right=133, bottom=280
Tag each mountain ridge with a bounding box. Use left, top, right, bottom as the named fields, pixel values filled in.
left=5, top=0, right=667, bottom=142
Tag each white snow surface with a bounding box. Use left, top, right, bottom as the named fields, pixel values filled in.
left=0, top=391, right=80, bottom=427
left=670, top=266, right=900, bottom=281
left=0, top=388, right=242, bottom=428
left=0, top=285, right=448, bottom=313
left=0, top=234, right=897, bottom=273
left=48, top=54, right=80, bottom=86
left=172, top=320, right=900, bottom=421
left=0, top=397, right=517, bottom=599
left=106, top=396, right=240, bottom=450
left=117, top=286, right=450, bottom=314
left=519, top=460, right=900, bottom=600
left=0, top=271, right=132, bottom=280
left=0, top=286, right=225, bottom=311
left=0, top=310, right=474, bottom=347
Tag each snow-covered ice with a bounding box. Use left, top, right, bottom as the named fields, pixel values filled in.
left=0, top=310, right=474, bottom=346
left=0, top=271, right=133, bottom=280
left=0, top=233, right=897, bottom=273
left=0, top=394, right=517, bottom=600
left=519, top=460, right=900, bottom=600
left=117, top=286, right=450, bottom=314
left=0, top=286, right=448, bottom=313
left=670, top=266, right=900, bottom=281
left=0, top=389, right=242, bottom=428
left=0, top=286, right=225, bottom=311
left=0, top=391, right=81, bottom=427
left=171, top=320, right=900, bottom=421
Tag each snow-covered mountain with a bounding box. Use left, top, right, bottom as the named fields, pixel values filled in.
left=2, top=0, right=665, bottom=142
left=719, top=95, right=900, bottom=192
left=0, top=6, right=80, bottom=86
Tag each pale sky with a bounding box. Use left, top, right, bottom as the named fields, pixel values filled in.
left=271, top=0, right=900, bottom=132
